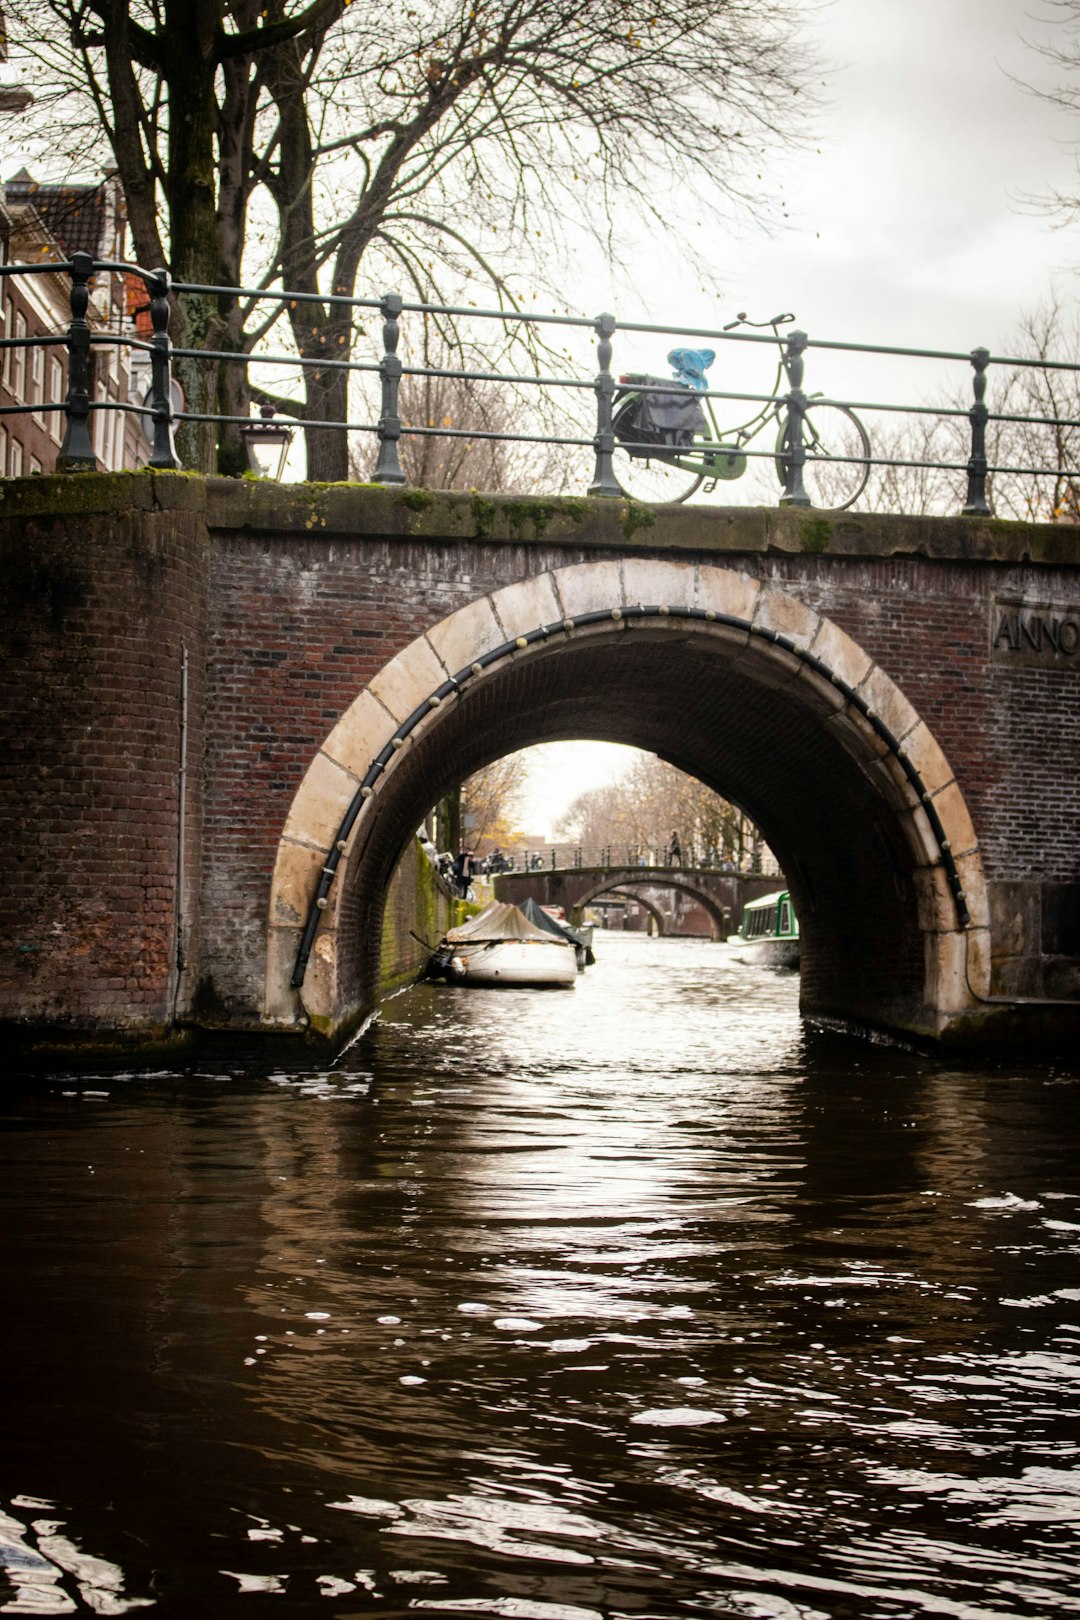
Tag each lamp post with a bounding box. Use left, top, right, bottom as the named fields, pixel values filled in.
left=241, top=404, right=294, bottom=480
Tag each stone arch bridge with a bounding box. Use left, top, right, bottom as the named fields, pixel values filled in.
left=1, top=473, right=1077, bottom=1054
left=494, top=864, right=783, bottom=939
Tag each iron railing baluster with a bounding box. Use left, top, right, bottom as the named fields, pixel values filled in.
left=56, top=252, right=97, bottom=472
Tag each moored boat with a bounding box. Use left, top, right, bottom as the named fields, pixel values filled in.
left=429, top=901, right=577, bottom=987
left=729, top=889, right=799, bottom=970
left=519, top=897, right=596, bottom=970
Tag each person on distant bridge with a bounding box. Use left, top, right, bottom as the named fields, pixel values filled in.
left=668, top=830, right=682, bottom=866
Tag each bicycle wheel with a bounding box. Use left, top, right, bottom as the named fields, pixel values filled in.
left=612, top=395, right=704, bottom=503
left=774, top=403, right=870, bottom=511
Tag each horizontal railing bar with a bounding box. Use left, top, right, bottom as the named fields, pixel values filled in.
left=0, top=400, right=66, bottom=416
left=0, top=260, right=75, bottom=278
left=172, top=280, right=382, bottom=312
left=0, top=333, right=67, bottom=348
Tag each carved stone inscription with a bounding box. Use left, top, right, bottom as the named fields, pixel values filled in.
left=993, top=600, right=1080, bottom=669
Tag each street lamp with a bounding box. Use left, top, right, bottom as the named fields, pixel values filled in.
left=241, top=404, right=294, bottom=480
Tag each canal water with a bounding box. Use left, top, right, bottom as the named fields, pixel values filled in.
left=2, top=933, right=1079, bottom=1619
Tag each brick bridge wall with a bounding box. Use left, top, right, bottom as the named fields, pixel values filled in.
left=1, top=473, right=1077, bottom=1050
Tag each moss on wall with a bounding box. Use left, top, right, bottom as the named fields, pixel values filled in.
left=379, top=838, right=455, bottom=996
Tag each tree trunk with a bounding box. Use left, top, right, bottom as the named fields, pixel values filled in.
left=164, top=0, right=228, bottom=471
left=302, top=345, right=352, bottom=482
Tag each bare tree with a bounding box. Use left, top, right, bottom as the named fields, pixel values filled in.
left=461, top=752, right=530, bottom=853
left=830, top=297, right=1080, bottom=520
left=555, top=751, right=752, bottom=863
left=358, top=326, right=580, bottom=492
left=3, top=0, right=820, bottom=475
left=1017, top=1, right=1080, bottom=231
left=985, top=295, right=1080, bottom=521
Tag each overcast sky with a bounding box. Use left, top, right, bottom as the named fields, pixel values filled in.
left=599, top=0, right=1078, bottom=357
left=524, top=0, right=1080, bottom=837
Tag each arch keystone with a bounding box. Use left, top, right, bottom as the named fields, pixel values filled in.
left=622, top=557, right=696, bottom=611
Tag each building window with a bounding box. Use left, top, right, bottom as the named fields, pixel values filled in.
left=29, top=454, right=42, bottom=475
left=0, top=424, right=7, bottom=476
left=31, top=344, right=44, bottom=426
left=49, top=356, right=64, bottom=442
left=12, top=311, right=26, bottom=400
left=9, top=437, right=23, bottom=477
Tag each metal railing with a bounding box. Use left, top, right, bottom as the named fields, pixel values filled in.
left=2, top=250, right=1079, bottom=515
left=473, top=844, right=778, bottom=876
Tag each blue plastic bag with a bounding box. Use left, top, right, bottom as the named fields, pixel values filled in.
left=667, top=348, right=716, bottom=391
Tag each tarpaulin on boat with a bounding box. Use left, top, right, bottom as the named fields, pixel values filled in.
left=444, top=901, right=555, bottom=944
left=519, top=897, right=580, bottom=946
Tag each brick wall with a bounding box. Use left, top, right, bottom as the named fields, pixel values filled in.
left=1, top=477, right=1077, bottom=1044
left=0, top=479, right=208, bottom=1036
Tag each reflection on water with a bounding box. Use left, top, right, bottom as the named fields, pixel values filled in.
left=2, top=933, right=1078, bottom=1617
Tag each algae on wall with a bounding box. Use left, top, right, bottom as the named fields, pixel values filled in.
left=379, top=838, right=455, bottom=995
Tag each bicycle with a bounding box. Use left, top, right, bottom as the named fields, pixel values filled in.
left=610, top=311, right=871, bottom=509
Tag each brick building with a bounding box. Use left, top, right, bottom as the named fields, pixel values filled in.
left=0, top=169, right=144, bottom=476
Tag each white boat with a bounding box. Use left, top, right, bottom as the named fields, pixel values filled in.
left=519, top=897, right=595, bottom=970
left=429, top=901, right=577, bottom=987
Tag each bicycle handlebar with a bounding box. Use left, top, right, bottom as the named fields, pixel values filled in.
left=723, top=311, right=796, bottom=331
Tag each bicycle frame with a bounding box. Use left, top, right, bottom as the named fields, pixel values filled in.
left=612, top=313, right=872, bottom=510
left=614, top=314, right=793, bottom=484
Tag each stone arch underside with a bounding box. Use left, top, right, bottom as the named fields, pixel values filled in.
left=267, top=559, right=989, bottom=1044
left=601, top=889, right=668, bottom=935
left=572, top=873, right=730, bottom=939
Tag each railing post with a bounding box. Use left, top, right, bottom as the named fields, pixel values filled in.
left=56, top=251, right=97, bottom=471
left=373, top=291, right=406, bottom=485
left=778, top=328, right=811, bottom=507
left=589, top=311, right=621, bottom=497
left=147, top=268, right=180, bottom=470
left=963, top=346, right=992, bottom=516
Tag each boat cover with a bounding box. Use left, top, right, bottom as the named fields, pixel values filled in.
left=444, top=901, right=557, bottom=944
left=519, top=897, right=585, bottom=949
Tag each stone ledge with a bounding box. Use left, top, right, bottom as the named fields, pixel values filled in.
left=0, top=472, right=1071, bottom=564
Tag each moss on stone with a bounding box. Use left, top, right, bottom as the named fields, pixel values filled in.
left=503, top=499, right=561, bottom=540
left=800, top=517, right=832, bottom=553
left=621, top=501, right=657, bottom=540
left=470, top=493, right=498, bottom=537
left=399, top=488, right=435, bottom=513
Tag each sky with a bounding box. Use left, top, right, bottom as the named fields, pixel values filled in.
left=520, top=0, right=1080, bottom=837
left=596, top=0, right=1078, bottom=364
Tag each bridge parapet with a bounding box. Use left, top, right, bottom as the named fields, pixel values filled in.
left=484, top=842, right=780, bottom=877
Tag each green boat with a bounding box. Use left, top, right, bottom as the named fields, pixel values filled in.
left=729, top=889, right=799, bottom=970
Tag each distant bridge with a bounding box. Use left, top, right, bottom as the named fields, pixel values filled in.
left=494, top=864, right=782, bottom=939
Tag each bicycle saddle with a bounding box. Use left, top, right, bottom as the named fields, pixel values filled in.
left=667, top=347, right=715, bottom=390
